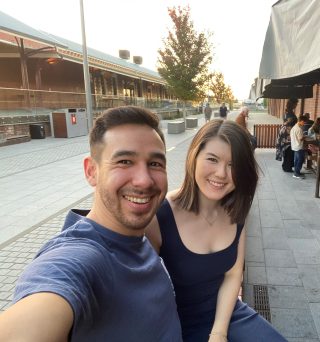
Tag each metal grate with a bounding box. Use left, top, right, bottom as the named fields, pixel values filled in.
left=253, top=285, right=271, bottom=322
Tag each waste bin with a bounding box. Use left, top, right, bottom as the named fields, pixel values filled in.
left=51, top=108, right=88, bottom=138
left=29, top=124, right=46, bottom=139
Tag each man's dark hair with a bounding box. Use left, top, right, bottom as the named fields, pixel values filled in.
left=90, top=106, right=165, bottom=161
left=298, top=114, right=308, bottom=123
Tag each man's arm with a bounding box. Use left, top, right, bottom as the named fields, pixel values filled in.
left=0, top=292, right=74, bottom=342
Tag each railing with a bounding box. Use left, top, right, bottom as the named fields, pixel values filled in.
left=254, top=124, right=282, bottom=148
left=0, top=87, right=183, bottom=113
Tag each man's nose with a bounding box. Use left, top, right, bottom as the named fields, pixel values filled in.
left=132, top=164, right=155, bottom=188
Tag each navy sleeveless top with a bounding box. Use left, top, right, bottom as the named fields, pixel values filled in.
left=157, top=199, right=244, bottom=339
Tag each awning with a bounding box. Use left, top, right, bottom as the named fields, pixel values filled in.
left=257, top=0, right=320, bottom=99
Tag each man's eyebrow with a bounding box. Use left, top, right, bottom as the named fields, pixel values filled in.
left=111, top=150, right=137, bottom=159
left=150, top=152, right=166, bottom=162
left=111, top=150, right=166, bottom=162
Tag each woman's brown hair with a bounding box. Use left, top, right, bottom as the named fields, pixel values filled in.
left=173, top=119, right=259, bottom=224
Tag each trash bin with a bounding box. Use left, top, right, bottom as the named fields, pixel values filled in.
left=29, top=124, right=45, bottom=139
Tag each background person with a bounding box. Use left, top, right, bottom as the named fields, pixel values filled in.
left=0, top=106, right=182, bottom=342
left=302, top=113, right=314, bottom=135
left=235, top=106, right=257, bottom=149
left=283, top=98, right=298, bottom=125
left=219, top=102, right=228, bottom=119
left=290, top=114, right=308, bottom=179
left=204, top=103, right=213, bottom=123
left=275, top=118, right=295, bottom=172
left=146, top=119, right=287, bottom=342
left=308, top=117, right=320, bottom=139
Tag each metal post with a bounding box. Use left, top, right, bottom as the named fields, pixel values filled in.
left=79, top=0, right=93, bottom=130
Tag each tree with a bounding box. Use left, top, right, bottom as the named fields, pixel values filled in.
left=209, top=72, right=235, bottom=107
left=157, top=6, right=213, bottom=121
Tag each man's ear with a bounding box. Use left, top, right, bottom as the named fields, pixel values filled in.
left=84, top=156, right=97, bottom=187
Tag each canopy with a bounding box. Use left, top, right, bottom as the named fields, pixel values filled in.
left=258, top=0, right=320, bottom=99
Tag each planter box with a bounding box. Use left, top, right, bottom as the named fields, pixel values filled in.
left=186, top=117, right=198, bottom=128
left=167, top=120, right=185, bottom=134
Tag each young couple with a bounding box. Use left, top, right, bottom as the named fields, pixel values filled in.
left=0, top=106, right=287, bottom=341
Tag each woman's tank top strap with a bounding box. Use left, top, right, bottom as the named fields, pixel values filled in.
left=235, top=222, right=245, bottom=240
left=156, top=199, right=180, bottom=246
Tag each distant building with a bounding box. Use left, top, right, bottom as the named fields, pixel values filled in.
left=0, top=10, right=175, bottom=114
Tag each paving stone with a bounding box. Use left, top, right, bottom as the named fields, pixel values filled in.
left=284, top=220, right=314, bottom=239
left=264, top=249, right=296, bottom=267
left=262, top=228, right=290, bottom=250
left=310, top=303, right=320, bottom=338
left=245, top=236, right=264, bottom=263
left=298, top=265, right=320, bottom=289
left=247, top=266, right=267, bottom=284
left=266, top=267, right=302, bottom=286
left=271, top=308, right=318, bottom=339
left=288, top=238, right=320, bottom=265
left=268, top=285, right=309, bottom=309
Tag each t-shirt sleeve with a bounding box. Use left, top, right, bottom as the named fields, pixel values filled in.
left=13, top=241, right=113, bottom=323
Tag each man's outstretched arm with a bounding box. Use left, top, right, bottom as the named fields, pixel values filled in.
left=0, top=292, right=73, bottom=342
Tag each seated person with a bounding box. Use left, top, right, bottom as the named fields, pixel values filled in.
left=308, top=117, right=320, bottom=139
left=302, top=113, right=314, bottom=135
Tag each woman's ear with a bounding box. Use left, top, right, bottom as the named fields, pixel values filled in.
left=84, top=156, right=97, bottom=187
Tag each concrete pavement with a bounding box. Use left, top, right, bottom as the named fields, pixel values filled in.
left=1, top=111, right=320, bottom=341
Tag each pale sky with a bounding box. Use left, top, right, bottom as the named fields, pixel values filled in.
left=1, top=0, right=276, bottom=100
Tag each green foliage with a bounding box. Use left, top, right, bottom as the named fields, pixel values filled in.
left=157, top=6, right=213, bottom=102
left=209, top=72, right=235, bottom=105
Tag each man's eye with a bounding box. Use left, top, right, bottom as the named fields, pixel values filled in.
left=118, top=160, right=131, bottom=165
left=150, top=161, right=165, bottom=168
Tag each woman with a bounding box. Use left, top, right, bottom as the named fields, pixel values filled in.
left=147, top=120, right=287, bottom=342
left=308, top=117, right=320, bottom=139
left=283, top=98, right=298, bottom=125
left=275, top=118, right=295, bottom=172
left=306, top=117, right=320, bottom=165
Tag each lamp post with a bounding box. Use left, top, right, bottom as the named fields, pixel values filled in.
left=79, top=0, right=93, bottom=130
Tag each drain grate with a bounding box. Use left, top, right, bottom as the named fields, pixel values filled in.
left=253, top=285, right=271, bottom=322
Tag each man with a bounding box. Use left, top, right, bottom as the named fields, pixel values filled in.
left=290, top=114, right=308, bottom=179
left=0, top=106, right=182, bottom=341
left=219, top=102, right=228, bottom=119
left=235, top=106, right=257, bottom=149
left=204, top=102, right=213, bottom=123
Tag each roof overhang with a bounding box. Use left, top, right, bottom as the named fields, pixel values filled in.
left=258, top=0, right=320, bottom=99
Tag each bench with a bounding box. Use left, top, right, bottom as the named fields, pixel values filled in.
left=167, top=120, right=185, bottom=134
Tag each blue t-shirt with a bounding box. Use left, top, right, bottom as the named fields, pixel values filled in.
left=14, top=211, right=182, bottom=342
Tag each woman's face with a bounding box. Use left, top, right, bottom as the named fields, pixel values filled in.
left=195, top=137, right=235, bottom=202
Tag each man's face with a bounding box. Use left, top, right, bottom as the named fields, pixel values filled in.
left=86, top=124, right=167, bottom=236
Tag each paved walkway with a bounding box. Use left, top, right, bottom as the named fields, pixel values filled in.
left=1, top=111, right=320, bottom=341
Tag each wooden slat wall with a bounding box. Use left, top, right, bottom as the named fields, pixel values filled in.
left=254, top=124, right=282, bottom=148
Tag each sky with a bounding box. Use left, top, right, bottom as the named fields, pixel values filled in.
left=1, top=0, right=276, bottom=100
